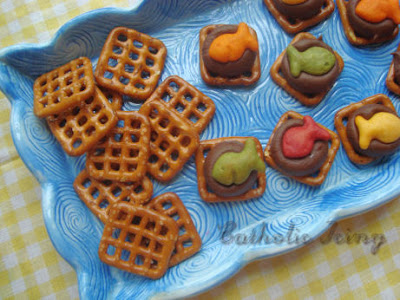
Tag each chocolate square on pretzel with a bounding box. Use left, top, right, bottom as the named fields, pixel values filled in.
left=263, top=0, right=334, bottom=34
left=47, top=87, right=117, bottom=156
left=74, top=169, right=153, bottom=223
left=264, top=111, right=340, bottom=186
left=98, top=202, right=178, bottom=279
left=86, top=111, right=151, bottom=182
left=34, top=57, right=95, bottom=118
left=195, top=137, right=266, bottom=202
left=336, top=0, right=399, bottom=46
left=146, top=192, right=201, bottom=266
left=334, top=94, right=400, bottom=165
left=95, top=27, right=167, bottom=101
left=270, top=32, right=344, bottom=106
left=386, top=43, right=400, bottom=96
left=147, top=76, right=216, bottom=134
left=199, top=23, right=261, bottom=86
left=139, top=100, right=200, bottom=182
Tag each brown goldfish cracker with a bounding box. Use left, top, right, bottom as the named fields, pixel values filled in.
left=73, top=169, right=153, bottom=223
left=34, top=57, right=95, bottom=118
left=270, top=32, right=344, bottom=106
left=46, top=87, right=117, bottom=156
left=264, top=111, right=340, bottom=186
left=195, top=137, right=266, bottom=202
left=95, top=27, right=167, bottom=100
left=98, top=202, right=178, bottom=279
left=147, top=76, right=216, bottom=134
left=336, top=0, right=399, bottom=45
left=386, top=43, right=400, bottom=96
left=146, top=192, right=201, bottom=266
left=263, top=0, right=335, bottom=34
left=139, top=101, right=200, bottom=182
left=334, top=94, right=397, bottom=165
left=86, top=111, right=151, bottom=182
left=99, top=87, right=124, bottom=111
left=199, top=24, right=261, bottom=86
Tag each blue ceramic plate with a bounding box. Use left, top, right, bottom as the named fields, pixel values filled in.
left=1, top=0, right=399, bottom=298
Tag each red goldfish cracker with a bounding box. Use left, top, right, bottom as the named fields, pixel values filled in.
left=195, top=137, right=266, bottom=202
left=199, top=24, right=261, bottom=86
left=355, top=0, right=400, bottom=24
left=386, top=43, right=400, bottom=95
left=263, top=0, right=335, bottom=34
left=334, top=94, right=397, bottom=165
left=270, top=32, right=344, bottom=106
left=264, top=111, right=340, bottom=186
left=208, top=23, right=258, bottom=63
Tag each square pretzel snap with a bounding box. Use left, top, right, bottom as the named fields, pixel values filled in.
left=86, top=110, right=151, bottom=182
left=74, top=169, right=153, bottom=223
left=270, top=32, right=344, bottom=106
left=195, top=137, right=266, bottom=202
left=95, top=27, right=167, bottom=101
left=334, top=94, right=397, bottom=165
left=34, top=57, right=95, bottom=118
left=98, top=202, right=178, bottom=279
left=386, top=43, right=400, bottom=96
left=264, top=111, right=340, bottom=186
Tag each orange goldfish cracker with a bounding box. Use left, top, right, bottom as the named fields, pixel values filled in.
left=356, top=0, right=400, bottom=24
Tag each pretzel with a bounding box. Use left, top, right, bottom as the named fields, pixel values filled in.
left=336, top=0, right=399, bottom=45
left=86, top=111, right=151, bottom=182
left=386, top=43, right=400, bottom=96
left=199, top=25, right=261, bottom=86
left=334, top=94, right=396, bottom=165
left=195, top=137, right=266, bottom=202
left=34, top=57, right=95, bottom=118
left=46, top=87, right=117, bottom=156
left=99, top=87, right=124, bottom=111
left=263, top=0, right=334, bottom=34
left=264, top=111, right=340, bottom=186
left=95, top=27, right=167, bottom=101
left=270, top=32, right=344, bottom=106
left=146, top=192, right=201, bottom=266
left=98, top=202, right=178, bottom=279
left=73, top=169, right=153, bottom=223
left=139, top=101, right=200, bottom=182
left=147, top=76, right=216, bottom=134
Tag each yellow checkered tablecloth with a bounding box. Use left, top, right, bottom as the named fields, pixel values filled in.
left=1, top=1, right=399, bottom=299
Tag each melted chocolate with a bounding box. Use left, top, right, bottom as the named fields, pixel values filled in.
left=271, top=0, right=325, bottom=20
left=204, top=141, right=258, bottom=197
left=347, top=0, right=397, bottom=40
left=270, top=118, right=329, bottom=177
left=347, top=104, right=400, bottom=157
left=281, top=38, right=340, bottom=95
left=393, top=51, right=400, bottom=85
left=202, top=25, right=257, bottom=78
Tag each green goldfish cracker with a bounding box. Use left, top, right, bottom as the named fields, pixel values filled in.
left=287, top=45, right=336, bottom=77
left=212, top=139, right=266, bottom=186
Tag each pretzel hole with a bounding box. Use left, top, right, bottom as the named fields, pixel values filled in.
left=130, top=120, right=141, bottom=129
left=202, top=148, right=210, bottom=157
left=65, top=128, right=73, bottom=138
left=106, top=245, right=116, bottom=256
left=159, top=141, right=169, bottom=151
left=160, top=225, right=169, bottom=236
left=141, top=71, right=150, bottom=79
left=114, top=133, right=122, bottom=142
left=99, top=199, right=109, bottom=209
left=124, top=64, right=134, bottom=73
left=154, top=242, right=163, bottom=253
left=117, top=210, right=128, bottom=221
left=79, top=83, right=87, bottom=92
left=58, top=119, right=67, bottom=128
left=91, top=188, right=99, bottom=199
left=131, top=215, right=142, bottom=226
left=183, top=239, right=193, bottom=248
left=149, top=108, right=159, bottom=119
left=170, top=127, right=180, bottom=138
left=99, top=115, right=109, bottom=124
left=131, top=134, right=139, bottom=142
left=119, top=76, right=130, bottom=85
left=189, top=113, right=199, bottom=124
left=81, top=178, right=91, bottom=188
left=40, top=79, right=47, bottom=86
left=111, top=163, right=120, bottom=171
left=117, top=34, right=127, bottom=42
left=197, top=102, right=207, bottom=112
left=129, top=51, right=139, bottom=60
left=150, top=130, right=158, bottom=141
left=171, top=150, right=179, bottom=161
left=179, top=225, right=186, bottom=236
left=134, top=185, right=143, bottom=194
left=73, top=139, right=82, bottom=148
left=108, top=58, right=118, bottom=67
left=146, top=58, right=154, bottom=67
left=184, top=93, right=193, bottom=102
left=113, top=46, right=122, bottom=54
left=161, top=92, right=172, bottom=102
left=85, top=126, right=96, bottom=136
left=112, top=148, right=121, bottom=157
left=133, top=39, right=143, bottom=48
left=160, top=163, right=170, bottom=173
left=148, top=46, right=158, bottom=54
left=135, top=83, right=145, bottom=90
left=53, top=84, right=60, bottom=92
left=169, top=81, right=180, bottom=92
left=42, top=90, right=48, bottom=97
left=150, top=259, right=158, bottom=269
left=66, top=78, right=73, bottom=86
left=94, top=162, right=104, bottom=170
left=93, top=148, right=105, bottom=157
left=180, top=136, right=191, bottom=147
left=129, top=149, right=139, bottom=158
left=71, top=106, right=80, bottom=116
left=112, top=228, right=121, bottom=239
left=78, top=71, right=85, bottom=79
left=85, top=97, right=94, bottom=105
left=159, top=118, right=170, bottom=128
left=149, top=155, right=159, bottom=164
left=78, top=116, right=88, bottom=126
left=53, top=97, right=60, bottom=104
left=162, top=201, right=172, bottom=210
left=171, top=213, right=180, bottom=221
left=127, top=164, right=137, bottom=172
left=175, top=102, right=185, bottom=113
left=64, top=69, right=71, bottom=75
left=145, top=221, right=156, bottom=231
left=110, top=186, right=121, bottom=197
left=102, top=180, right=113, bottom=187
left=104, top=71, right=114, bottom=79
left=140, top=237, right=150, bottom=249
left=120, top=249, right=131, bottom=261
